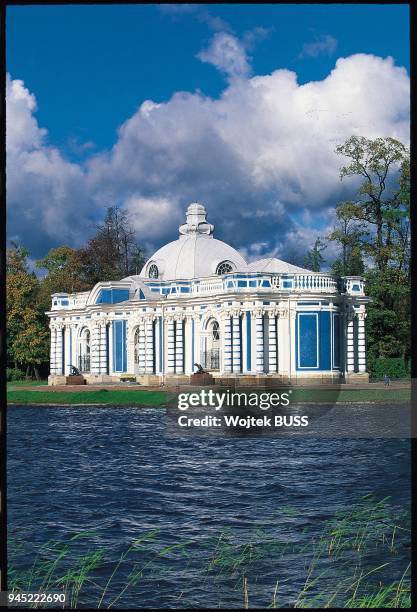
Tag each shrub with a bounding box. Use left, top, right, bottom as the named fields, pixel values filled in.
left=6, top=367, right=26, bottom=382
left=368, top=357, right=410, bottom=380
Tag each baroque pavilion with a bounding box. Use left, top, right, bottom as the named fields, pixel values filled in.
left=47, top=203, right=369, bottom=385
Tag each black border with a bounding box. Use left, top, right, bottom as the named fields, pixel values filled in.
left=0, top=0, right=414, bottom=607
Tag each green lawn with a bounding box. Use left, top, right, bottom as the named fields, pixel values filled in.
left=6, top=385, right=410, bottom=406
left=7, top=389, right=172, bottom=406
left=288, top=387, right=411, bottom=403
left=7, top=379, right=48, bottom=390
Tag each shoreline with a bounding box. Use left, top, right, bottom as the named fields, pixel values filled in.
left=7, top=383, right=411, bottom=407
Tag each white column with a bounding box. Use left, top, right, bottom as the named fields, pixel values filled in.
left=145, top=318, right=155, bottom=374
left=154, top=317, right=161, bottom=374
left=63, top=326, right=71, bottom=375
left=184, top=316, right=193, bottom=374
left=277, top=308, right=289, bottom=377
left=289, top=307, right=297, bottom=379
left=223, top=315, right=232, bottom=373
left=49, top=326, right=56, bottom=375
left=346, top=312, right=355, bottom=373
left=99, top=322, right=108, bottom=374
left=241, top=310, right=248, bottom=373
left=108, top=321, right=114, bottom=374
left=166, top=319, right=176, bottom=374
left=91, top=324, right=101, bottom=374
left=268, top=313, right=278, bottom=373
left=231, top=314, right=241, bottom=373
left=192, top=317, right=199, bottom=372
left=255, top=312, right=264, bottom=373
left=174, top=319, right=184, bottom=374
left=357, top=312, right=367, bottom=372
left=55, top=327, right=63, bottom=374
left=137, top=320, right=146, bottom=373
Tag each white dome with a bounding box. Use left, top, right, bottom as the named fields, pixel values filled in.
left=140, top=203, right=247, bottom=280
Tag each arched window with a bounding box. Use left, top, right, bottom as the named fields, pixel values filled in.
left=212, top=320, right=220, bottom=341
left=148, top=264, right=159, bottom=279
left=216, top=261, right=234, bottom=275
left=78, top=328, right=91, bottom=372
left=134, top=328, right=141, bottom=364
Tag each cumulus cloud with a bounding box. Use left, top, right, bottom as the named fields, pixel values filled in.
left=6, top=53, right=410, bottom=264
left=6, top=74, right=98, bottom=255
left=300, top=34, right=338, bottom=58
left=197, top=32, right=251, bottom=79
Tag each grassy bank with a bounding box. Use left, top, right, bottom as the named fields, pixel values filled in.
left=7, top=388, right=171, bottom=406
left=8, top=495, right=410, bottom=608
left=7, top=385, right=411, bottom=406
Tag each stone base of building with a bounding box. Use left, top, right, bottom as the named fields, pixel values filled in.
left=83, top=374, right=120, bottom=384
left=292, top=372, right=344, bottom=385
left=48, top=371, right=369, bottom=386
left=48, top=375, right=86, bottom=386
left=162, top=375, right=191, bottom=386
left=344, top=372, right=370, bottom=384
left=136, top=374, right=162, bottom=386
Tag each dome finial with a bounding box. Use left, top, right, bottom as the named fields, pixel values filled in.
left=179, top=202, right=214, bottom=237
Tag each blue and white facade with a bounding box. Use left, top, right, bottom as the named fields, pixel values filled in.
left=47, top=203, right=370, bottom=385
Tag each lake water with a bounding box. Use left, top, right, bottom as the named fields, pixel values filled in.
left=8, top=405, right=411, bottom=608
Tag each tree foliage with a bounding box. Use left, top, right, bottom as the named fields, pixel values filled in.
left=78, top=207, right=146, bottom=284
left=7, top=206, right=146, bottom=377
left=36, top=246, right=91, bottom=312
left=6, top=244, right=49, bottom=378
left=303, top=238, right=326, bottom=272
left=330, top=136, right=410, bottom=370
left=335, top=136, right=409, bottom=272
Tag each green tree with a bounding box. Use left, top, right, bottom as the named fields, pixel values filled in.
left=79, top=206, right=146, bottom=283
left=335, top=136, right=409, bottom=271
left=328, top=203, right=366, bottom=276
left=7, top=243, right=49, bottom=378
left=332, top=136, right=410, bottom=372
left=36, top=246, right=92, bottom=312
left=304, top=238, right=326, bottom=272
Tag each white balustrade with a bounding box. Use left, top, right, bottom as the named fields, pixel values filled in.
left=52, top=273, right=341, bottom=311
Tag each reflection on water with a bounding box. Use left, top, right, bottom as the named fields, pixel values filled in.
left=8, top=406, right=411, bottom=608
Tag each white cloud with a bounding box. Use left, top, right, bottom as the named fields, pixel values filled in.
left=300, top=34, right=338, bottom=58
left=6, top=53, right=410, bottom=264
left=6, top=74, right=95, bottom=254
left=197, top=32, right=251, bottom=79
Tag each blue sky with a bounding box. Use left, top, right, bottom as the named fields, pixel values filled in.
left=6, top=4, right=410, bottom=264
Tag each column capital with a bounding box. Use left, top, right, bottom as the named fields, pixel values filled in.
left=278, top=307, right=288, bottom=319
left=251, top=307, right=264, bottom=319
left=219, top=310, right=231, bottom=321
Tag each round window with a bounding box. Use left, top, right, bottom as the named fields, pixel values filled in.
left=148, top=264, right=159, bottom=279
left=216, top=261, right=233, bottom=275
